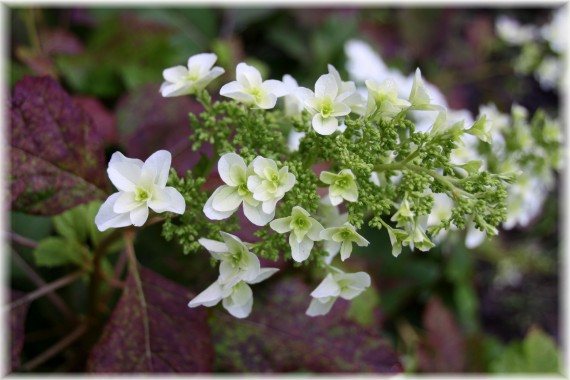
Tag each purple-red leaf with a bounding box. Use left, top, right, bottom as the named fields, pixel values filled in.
left=87, top=266, right=214, bottom=373
left=10, top=76, right=108, bottom=215
left=116, top=83, right=212, bottom=175
left=9, top=290, right=30, bottom=372
left=210, top=277, right=402, bottom=373
left=416, top=297, right=466, bottom=372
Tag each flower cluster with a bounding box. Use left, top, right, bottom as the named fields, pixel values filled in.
left=94, top=45, right=560, bottom=320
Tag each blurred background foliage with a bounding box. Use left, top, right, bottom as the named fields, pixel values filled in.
left=8, top=6, right=563, bottom=373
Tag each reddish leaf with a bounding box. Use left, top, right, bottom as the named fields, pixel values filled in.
left=87, top=266, right=214, bottom=373
left=210, top=277, right=402, bottom=373
left=116, top=83, right=212, bottom=175
left=9, top=290, right=30, bottom=371
left=416, top=297, right=466, bottom=372
left=40, top=29, right=84, bottom=55
left=74, top=96, right=118, bottom=145
left=10, top=76, right=108, bottom=215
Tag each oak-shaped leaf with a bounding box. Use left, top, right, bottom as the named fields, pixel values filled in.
left=10, top=76, right=108, bottom=215
left=210, top=277, right=402, bottom=373
left=87, top=266, right=214, bottom=373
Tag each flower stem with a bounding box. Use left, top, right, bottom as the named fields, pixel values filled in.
left=123, top=230, right=153, bottom=371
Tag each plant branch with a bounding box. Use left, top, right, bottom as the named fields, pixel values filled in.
left=10, top=249, right=75, bottom=322
left=21, top=322, right=89, bottom=371
left=9, top=231, right=39, bottom=249
left=124, top=230, right=153, bottom=371
left=7, top=270, right=84, bottom=310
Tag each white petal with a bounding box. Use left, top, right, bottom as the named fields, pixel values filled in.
left=198, top=238, right=228, bottom=255
left=282, top=74, right=298, bottom=88
left=147, top=187, right=171, bottom=212
left=243, top=201, right=275, bottom=226
left=311, top=274, right=341, bottom=298
left=352, top=233, right=370, bottom=247
left=162, top=187, right=185, bottom=214
left=220, top=231, right=247, bottom=254
left=108, top=161, right=142, bottom=192
left=220, top=81, right=256, bottom=103
left=329, top=193, right=343, bottom=206
left=343, top=183, right=358, bottom=202
left=142, top=150, right=171, bottom=188
left=193, top=67, right=225, bottom=90
left=248, top=268, right=279, bottom=284
left=320, top=227, right=340, bottom=241
left=340, top=241, right=353, bottom=261
left=188, top=280, right=224, bottom=308
left=331, top=102, right=351, bottom=117
left=338, top=272, right=371, bottom=300
left=312, top=114, right=338, bottom=136
left=219, top=260, right=242, bottom=289
left=466, top=226, right=486, bottom=248
left=251, top=156, right=277, bottom=178
left=113, top=191, right=142, bottom=213
left=223, top=284, right=254, bottom=319
left=109, top=151, right=144, bottom=168
left=236, top=62, right=262, bottom=88
left=188, top=52, right=217, bottom=71
left=203, top=187, right=236, bottom=220
left=314, top=73, right=338, bottom=99
left=160, top=82, right=192, bottom=97
left=291, top=236, right=313, bottom=262
left=130, top=205, right=149, bottom=227
left=212, top=185, right=243, bottom=212
left=269, top=216, right=293, bottom=233
left=307, top=218, right=324, bottom=241
left=319, top=171, right=337, bottom=185
left=306, top=296, right=337, bottom=317
left=282, top=173, right=296, bottom=192
left=218, top=153, right=247, bottom=187
left=95, top=193, right=133, bottom=231
left=246, top=175, right=262, bottom=193
left=254, top=93, right=277, bottom=110
left=163, top=66, right=188, bottom=82
left=262, top=79, right=289, bottom=97
left=296, top=88, right=316, bottom=111
left=262, top=198, right=279, bottom=214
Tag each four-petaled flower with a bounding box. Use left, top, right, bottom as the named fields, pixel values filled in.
left=320, top=222, right=370, bottom=261
left=203, top=153, right=275, bottom=226
left=297, top=73, right=352, bottom=135
left=160, top=53, right=224, bottom=97
left=306, top=267, right=371, bottom=316
left=220, top=62, right=288, bottom=109
left=247, top=157, right=296, bottom=216
left=95, top=150, right=185, bottom=231
left=319, top=169, right=358, bottom=206
left=269, top=206, right=324, bottom=262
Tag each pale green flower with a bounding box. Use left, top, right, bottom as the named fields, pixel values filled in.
left=306, top=267, right=371, bottom=316
left=270, top=206, right=324, bottom=262
left=247, top=156, right=296, bottom=215
left=319, top=169, right=358, bottom=206
left=320, top=222, right=369, bottom=261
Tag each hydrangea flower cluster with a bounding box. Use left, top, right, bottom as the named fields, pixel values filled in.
left=95, top=46, right=560, bottom=319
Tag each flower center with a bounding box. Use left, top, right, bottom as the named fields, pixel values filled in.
left=292, top=217, right=308, bottom=230
left=249, top=87, right=265, bottom=103
left=321, top=99, right=333, bottom=117
left=336, top=178, right=348, bottom=189
left=340, top=230, right=352, bottom=240
left=237, top=183, right=250, bottom=197
left=135, top=187, right=151, bottom=202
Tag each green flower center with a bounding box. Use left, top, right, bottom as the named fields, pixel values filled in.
left=340, top=230, right=352, bottom=240
left=237, top=183, right=250, bottom=197
left=292, top=217, right=308, bottom=230
left=249, top=87, right=264, bottom=102
left=321, top=99, right=333, bottom=117
left=336, top=177, right=348, bottom=189
left=135, top=187, right=151, bottom=202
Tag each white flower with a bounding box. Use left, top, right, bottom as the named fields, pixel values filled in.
left=220, top=62, right=288, bottom=109
left=495, top=15, right=538, bottom=46
left=365, top=78, right=411, bottom=117
left=95, top=150, right=185, bottom=231
left=344, top=39, right=391, bottom=84
left=297, top=73, right=352, bottom=135
left=160, top=53, right=224, bottom=97
left=408, top=68, right=445, bottom=111
left=282, top=74, right=304, bottom=116
left=541, top=8, right=566, bottom=54
left=306, top=267, right=371, bottom=317
left=247, top=156, right=296, bottom=215
left=327, top=64, right=366, bottom=115
left=203, top=153, right=274, bottom=226
left=320, top=222, right=369, bottom=261
left=188, top=268, right=278, bottom=319
left=319, top=169, right=358, bottom=206
left=535, top=56, right=563, bottom=90
left=198, top=231, right=263, bottom=289
left=269, top=206, right=324, bottom=262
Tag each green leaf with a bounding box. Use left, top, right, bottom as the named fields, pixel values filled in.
left=33, top=237, right=90, bottom=268
left=53, top=204, right=90, bottom=243
left=345, top=286, right=380, bottom=327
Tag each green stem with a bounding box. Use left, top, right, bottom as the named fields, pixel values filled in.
left=124, top=230, right=153, bottom=371
left=22, top=8, right=41, bottom=54
left=375, top=162, right=469, bottom=200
